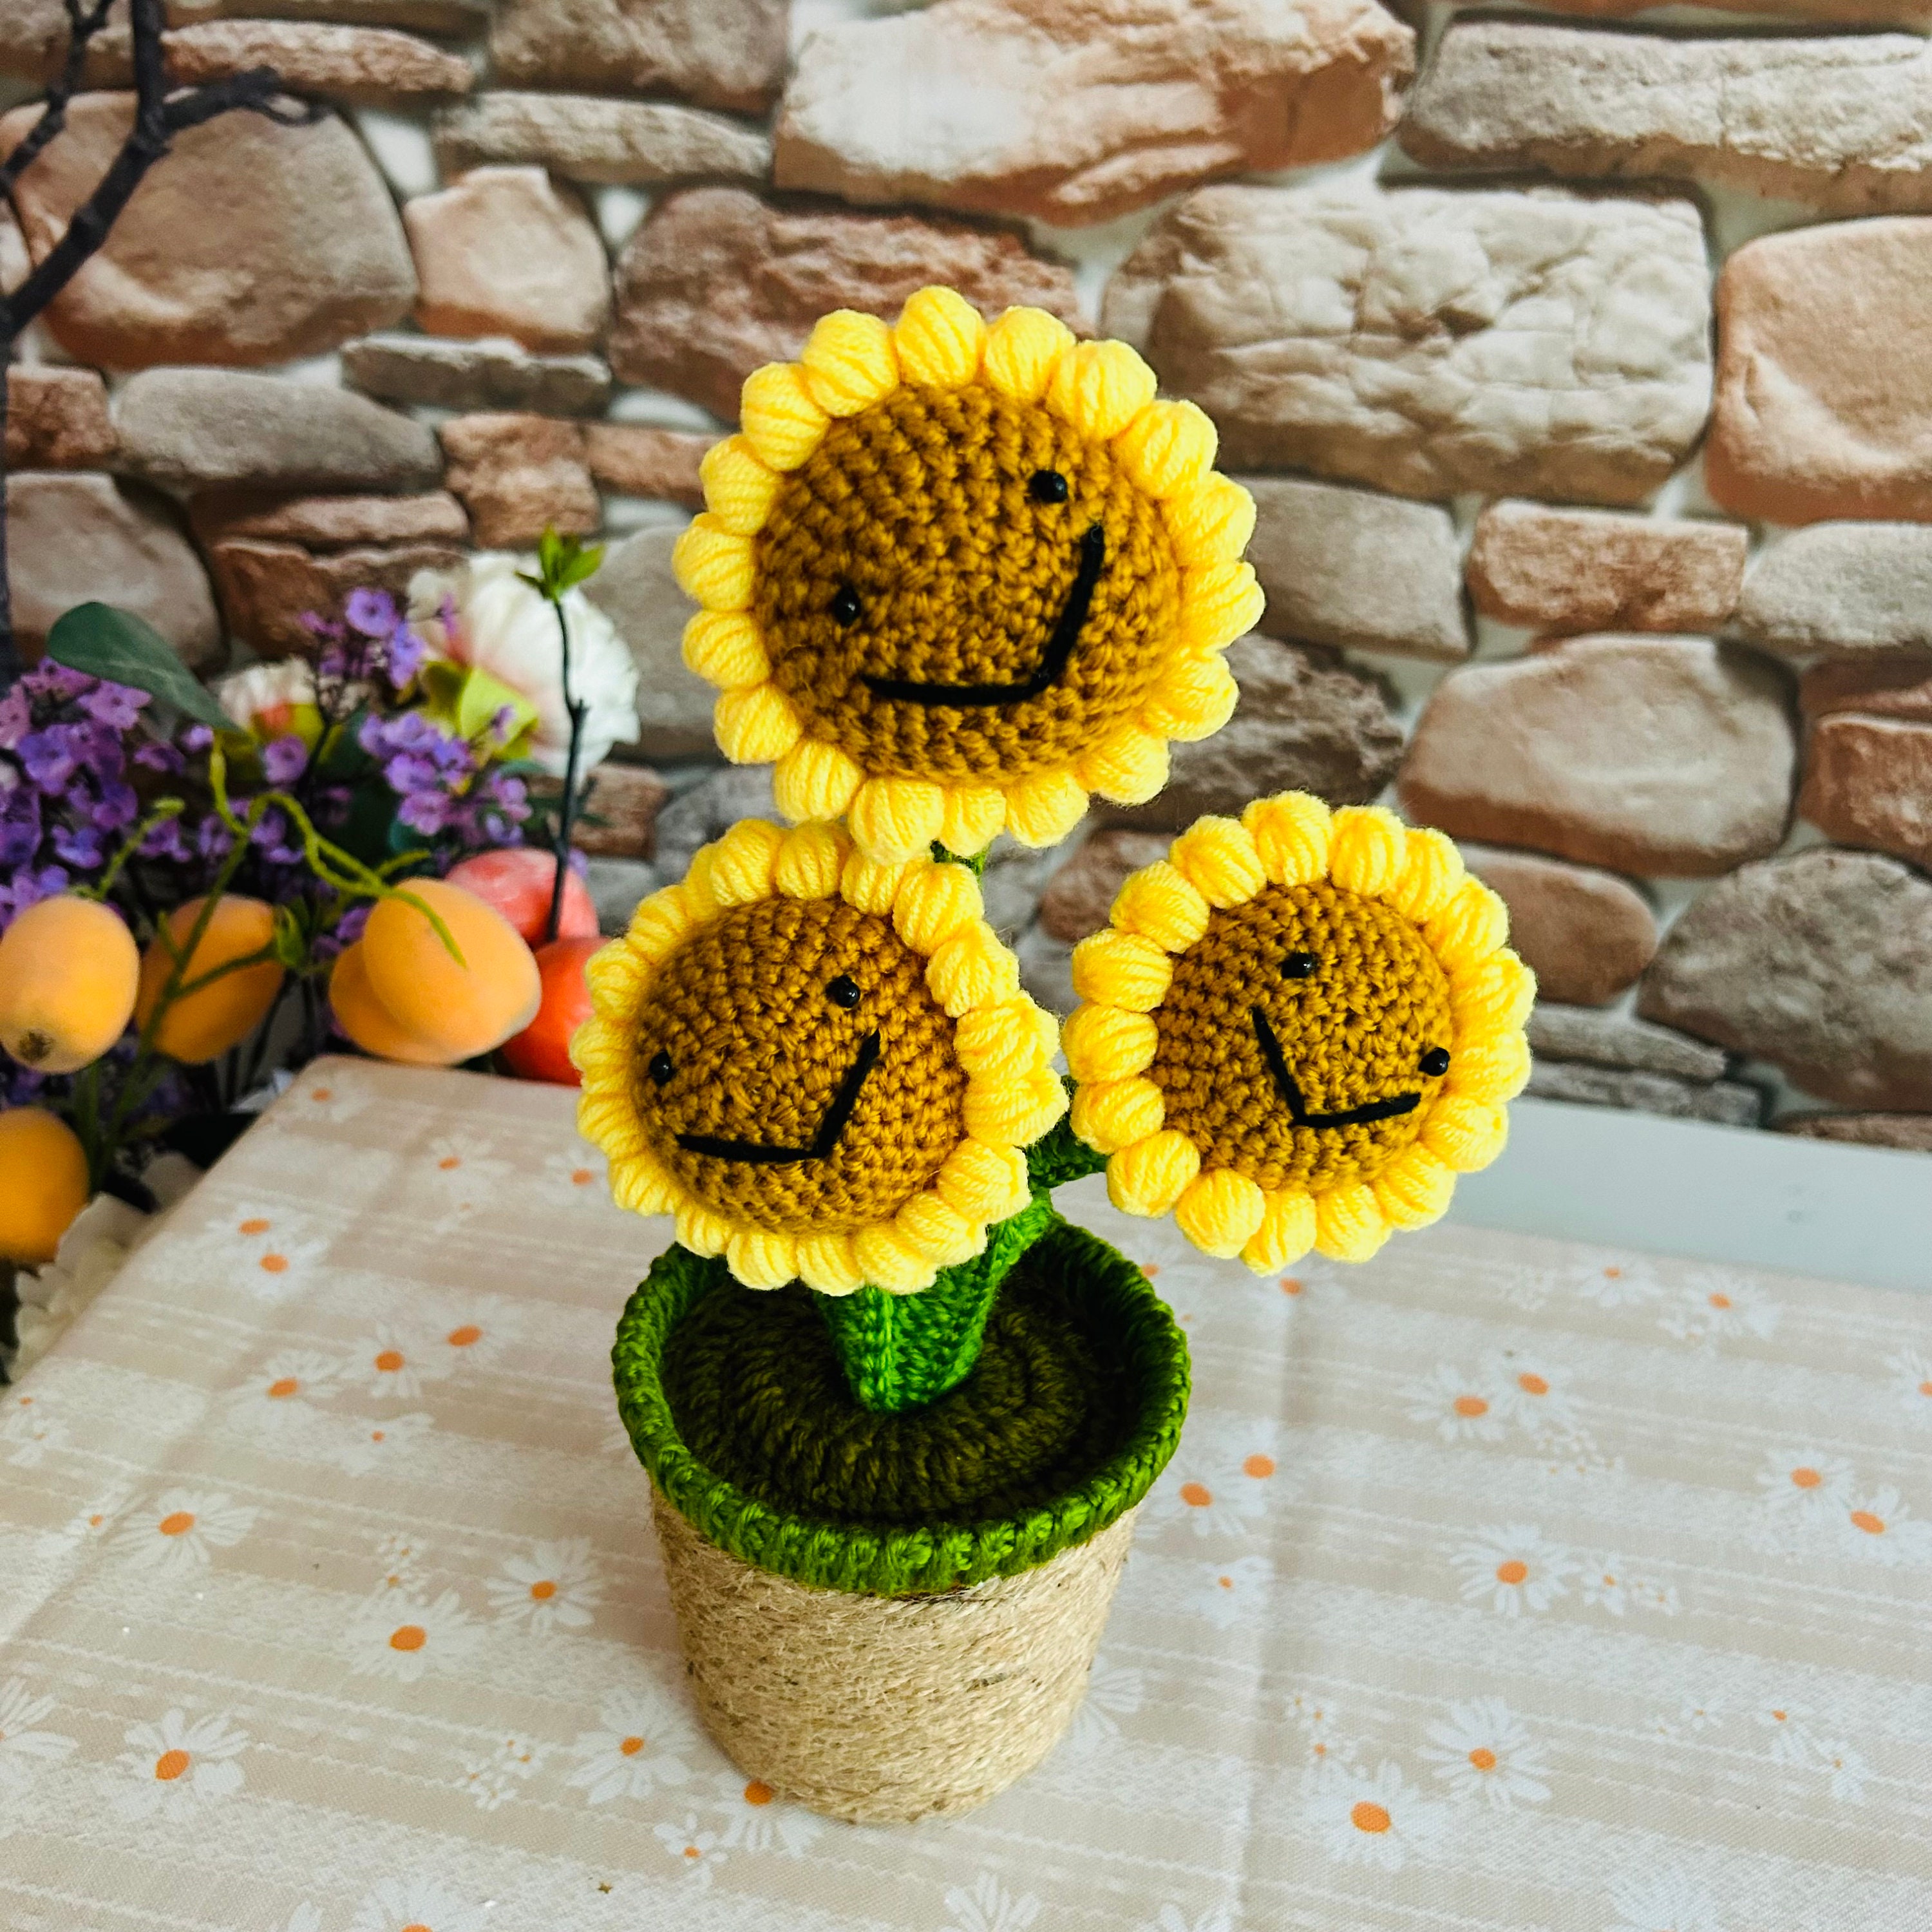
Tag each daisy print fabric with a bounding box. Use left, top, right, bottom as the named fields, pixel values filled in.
left=0, top=1059, right=1927, bottom=1930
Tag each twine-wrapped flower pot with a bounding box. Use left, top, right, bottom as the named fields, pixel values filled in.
left=613, top=1213, right=1189, bottom=1824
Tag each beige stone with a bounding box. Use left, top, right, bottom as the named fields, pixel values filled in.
left=1399, top=637, right=1796, bottom=877
left=1525, top=1061, right=1764, bottom=1128
left=489, top=0, right=786, bottom=115
left=1106, top=185, right=1710, bottom=504
left=1521, top=0, right=1931, bottom=26
left=1458, top=843, right=1657, bottom=1007
left=1799, top=715, right=1932, bottom=871
left=1527, top=1005, right=1728, bottom=1084
left=776, top=0, right=1412, bottom=227
left=1732, top=523, right=1932, bottom=658
left=160, top=20, right=473, bottom=106
left=1799, top=650, right=1932, bottom=723
left=208, top=537, right=466, bottom=659
left=1638, top=848, right=1932, bottom=1110
left=1709, top=218, right=1932, bottom=525
left=168, top=0, right=489, bottom=32
left=1470, top=502, right=1747, bottom=636
left=1036, top=831, right=1170, bottom=945
left=433, top=93, right=770, bottom=187
left=573, top=762, right=671, bottom=860
left=188, top=490, right=469, bottom=550
left=342, top=334, right=611, bottom=416
left=439, top=413, right=598, bottom=550
left=0, top=93, right=415, bottom=370
left=404, top=168, right=610, bottom=354
left=5, top=367, right=116, bottom=470
left=583, top=426, right=711, bottom=506
left=610, top=187, right=1084, bottom=422
left=1242, top=477, right=1466, bottom=661
left=7, top=472, right=220, bottom=668
left=115, top=368, right=440, bottom=492
left=1777, top=1112, right=1932, bottom=1152
left=582, top=523, right=717, bottom=759
left=1404, top=24, right=1932, bottom=217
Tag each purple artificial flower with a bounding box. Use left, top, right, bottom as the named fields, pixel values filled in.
left=385, top=618, right=426, bottom=690
left=397, top=790, right=452, bottom=836
left=52, top=822, right=106, bottom=867
left=336, top=902, right=372, bottom=948
left=262, top=734, right=309, bottom=785
left=1, top=865, right=69, bottom=927
left=139, top=815, right=193, bottom=864
left=18, top=726, right=78, bottom=790
left=23, top=661, right=90, bottom=703
left=180, top=724, right=214, bottom=754
left=79, top=680, right=148, bottom=730
left=0, top=682, right=30, bottom=749
left=196, top=817, right=234, bottom=863
left=90, top=780, right=139, bottom=831
left=249, top=807, right=305, bottom=867
left=133, top=741, right=185, bottom=775
left=345, top=587, right=399, bottom=638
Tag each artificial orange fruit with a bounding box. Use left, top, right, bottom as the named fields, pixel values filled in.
left=0, top=1106, right=90, bottom=1265
left=327, top=940, right=453, bottom=1066
left=135, top=895, right=285, bottom=1064
left=0, top=894, right=140, bottom=1074
left=360, top=878, right=541, bottom=1061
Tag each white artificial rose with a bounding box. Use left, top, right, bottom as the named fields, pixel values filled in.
left=408, top=553, right=639, bottom=778
left=215, top=659, right=319, bottom=734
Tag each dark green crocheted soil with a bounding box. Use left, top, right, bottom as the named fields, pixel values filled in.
left=611, top=1213, right=1189, bottom=1595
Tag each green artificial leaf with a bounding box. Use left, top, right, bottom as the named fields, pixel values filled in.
left=46, top=603, right=230, bottom=729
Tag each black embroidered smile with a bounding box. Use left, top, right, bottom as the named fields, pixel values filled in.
left=1250, top=1007, right=1421, bottom=1132
left=862, top=522, right=1106, bottom=706
left=674, top=1031, right=882, bottom=1164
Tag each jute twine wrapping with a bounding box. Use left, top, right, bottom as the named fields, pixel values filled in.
left=652, top=1490, right=1138, bottom=1824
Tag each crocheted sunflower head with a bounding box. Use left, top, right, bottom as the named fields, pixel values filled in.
left=671, top=286, right=1264, bottom=866
left=572, top=818, right=1066, bottom=1296
left=1063, top=794, right=1534, bottom=1273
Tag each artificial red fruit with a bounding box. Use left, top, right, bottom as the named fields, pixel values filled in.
left=445, top=847, right=597, bottom=946
left=502, top=936, right=602, bottom=1085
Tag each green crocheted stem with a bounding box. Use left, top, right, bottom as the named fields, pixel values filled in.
left=1025, top=1110, right=1110, bottom=1193
left=815, top=1190, right=1056, bottom=1410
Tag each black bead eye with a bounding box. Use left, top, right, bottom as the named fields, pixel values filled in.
left=1028, top=469, right=1069, bottom=504
left=826, top=974, right=860, bottom=1009
left=1281, top=952, right=1318, bottom=980
left=830, top=583, right=861, bottom=627
left=649, top=1049, right=674, bottom=1088
left=1419, top=1046, right=1451, bottom=1077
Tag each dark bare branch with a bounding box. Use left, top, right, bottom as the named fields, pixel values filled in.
left=164, top=71, right=327, bottom=135
left=0, top=0, right=119, bottom=199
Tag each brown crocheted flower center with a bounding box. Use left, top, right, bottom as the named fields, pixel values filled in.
left=633, top=896, right=967, bottom=1233
left=753, top=383, right=1181, bottom=782
left=1148, top=882, right=1454, bottom=1192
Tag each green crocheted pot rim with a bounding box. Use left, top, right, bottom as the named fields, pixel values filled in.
left=611, top=1216, right=1190, bottom=1596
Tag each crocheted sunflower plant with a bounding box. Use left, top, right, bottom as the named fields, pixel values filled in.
left=574, top=289, right=1531, bottom=1826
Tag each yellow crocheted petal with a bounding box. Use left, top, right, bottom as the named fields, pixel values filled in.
left=1328, top=805, right=1410, bottom=902
left=1164, top=473, right=1257, bottom=569
left=1373, top=1143, right=1457, bottom=1232
left=1048, top=337, right=1159, bottom=444
left=1003, top=766, right=1089, bottom=848
left=704, top=817, right=784, bottom=907
left=795, top=1231, right=864, bottom=1296
left=773, top=820, right=851, bottom=900
left=1313, top=1182, right=1390, bottom=1263
left=1450, top=950, right=1537, bottom=1036
left=938, top=784, right=1006, bottom=860
left=576, top=1081, right=643, bottom=1155
left=681, top=609, right=769, bottom=692
left=926, top=922, right=1022, bottom=1018
left=893, top=286, right=986, bottom=390
left=714, top=682, right=803, bottom=764
left=1142, top=648, right=1238, bottom=744
left=623, top=882, right=698, bottom=961
left=671, top=514, right=754, bottom=612
left=848, top=775, right=947, bottom=865
left=981, top=305, right=1076, bottom=404
left=582, top=939, right=648, bottom=1012
left=681, top=845, right=719, bottom=922
left=1445, top=1028, right=1532, bottom=1105
left=1111, top=859, right=1210, bottom=954
left=1242, top=791, right=1333, bottom=888
left=773, top=735, right=865, bottom=824
left=1061, top=1001, right=1159, bottom=1083
left=894, top=1191, right=985, bottom=1269
left=1419, top=1094, right=1510, bottom=1174
left=1179, top=560, right=1265, bottom=652
left=1113, top=396, right=1218, bottom=501
left=1388, top=826, right=1466, bottom=927
left=893, top=856, right=983, bottom=956
left=609, top=1151, right=679, bottom=1218
left=697, top=433, right=781, bottom=536
left=936, top=1137, right=1029, bottom=1224
left=1242, top=1187, right=1316, bottom=1274
left=799, top=308, right=899, bottom=417
left=854, top=1222, right=939, bottom=1296
left=1175, top=1167, right=1267, bottom=1260
left=675, top=1199, right=733, bottom=1258
left=571, top=1018, right=635, bottom=1087
left=964, top=1065, right=1066, bottom=1148
left=839, top=849, right=913, bottom=916
left=1070, top=927, right=1173, bottom=1011
left=1105, top=1129, right=1201, bottom=1219
left=955, top=998, right=1055, bottom=1081
left=1425, top=878, right=1512, bottom=973
left=1168, top=815, right=1267, bottom=911
left=1075, top=724, right=1169, bottom=806
left=1069, top=1075, right=1166, bottom=1155
left=726, top=1227, right=799, bottom=1291
left=738, top=360, right=830, bottom=472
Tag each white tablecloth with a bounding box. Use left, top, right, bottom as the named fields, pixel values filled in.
left=2, top=1058, right=1928, bottom=1931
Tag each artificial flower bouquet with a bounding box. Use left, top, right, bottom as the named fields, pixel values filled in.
left=582, top=290, right=1535, bottom=1822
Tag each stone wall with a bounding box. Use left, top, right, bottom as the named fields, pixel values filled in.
left=5, top=0, right=1931, bottom=1151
